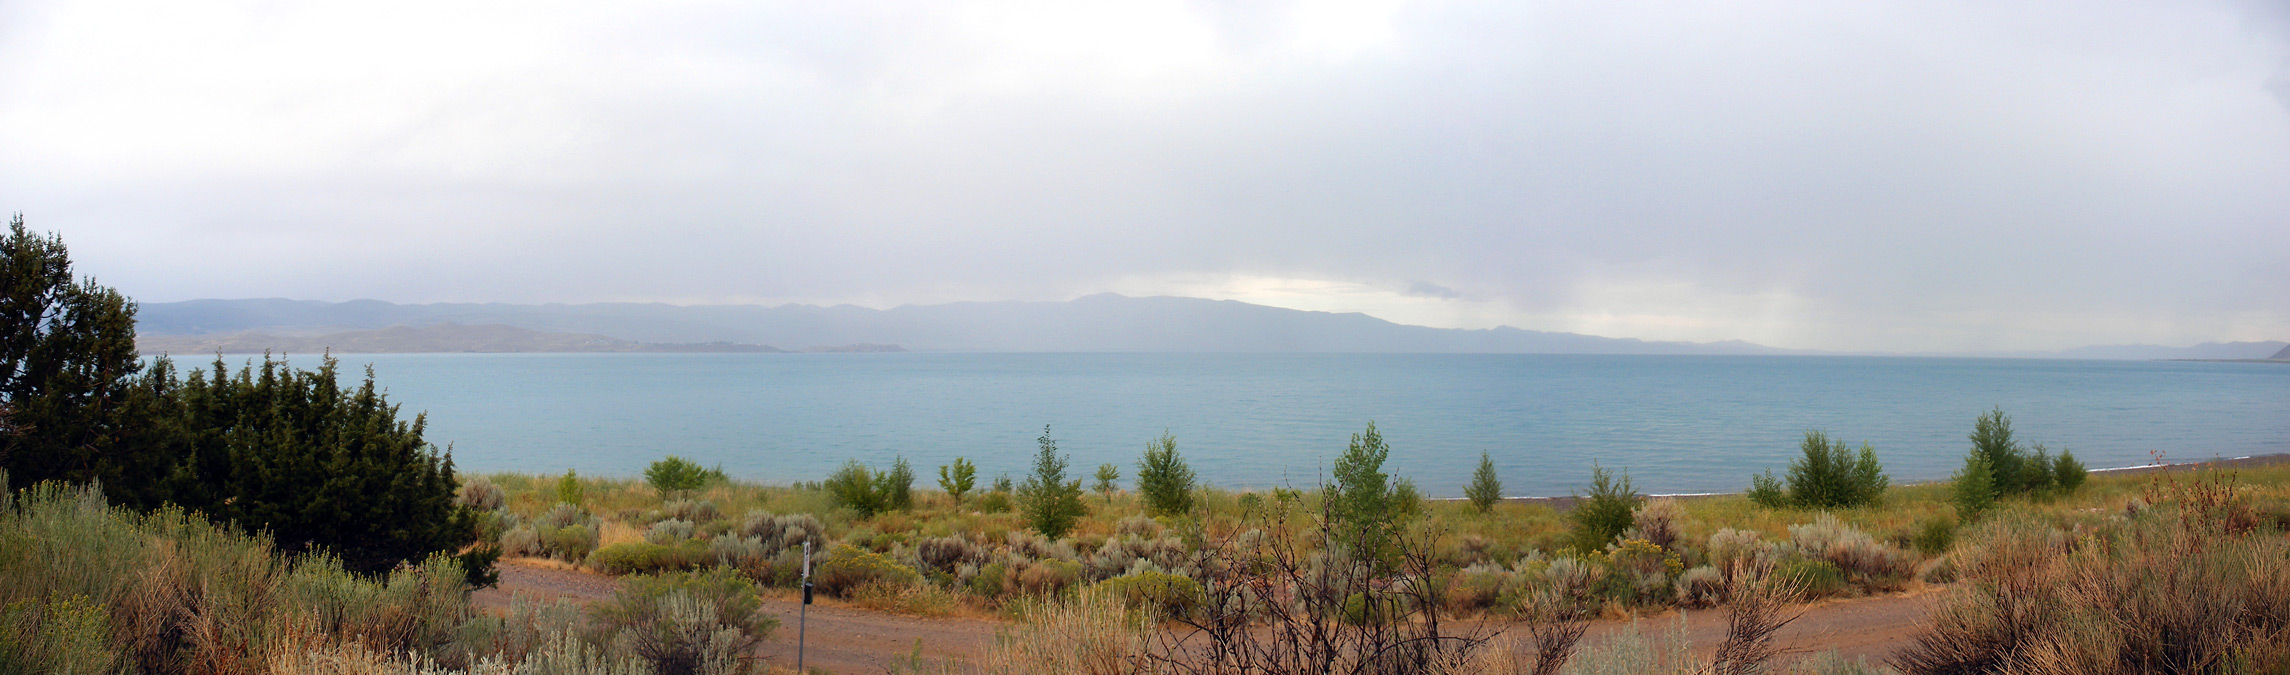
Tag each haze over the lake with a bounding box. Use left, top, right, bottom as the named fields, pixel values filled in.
left=4, top=0, right=2287, bottom=352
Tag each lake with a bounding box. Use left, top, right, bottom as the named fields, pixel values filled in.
left=233, top=353, right=2290, bottom=497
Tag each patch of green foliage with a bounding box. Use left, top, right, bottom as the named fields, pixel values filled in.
left=1953, top=453, right=1997, bottom=520
left=1568, top=463, right=1642, bottom=553
left=556, top=469, right=585, bottom=506
left=815, top=544, right=922, bottom=597
left=1090, top=571, right=1202, bottom=619
left=643, top=456, right=715, bottom=498
left=1094, top=463, right=1121, bottom=503
left=1910, top=516, right=1956, bottom=555
left=824, top=456, right=916, bottom=517
left=1953, top=408, right=2087, bottom=518
left=591, top=541, right=711, bottom=575
left=1777, top=558, right=1847, bottom=599
left=1391, top=477, right=1423, bottom=519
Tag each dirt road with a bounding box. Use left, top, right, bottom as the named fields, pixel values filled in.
left=1574, top=589, right=1936, bottom=665
left=474, top=561, right=998, bottom=674
left=478, top=559, right=1931, bottom=673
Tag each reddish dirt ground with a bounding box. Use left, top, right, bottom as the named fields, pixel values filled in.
left=477, top=559, right=1932, bottom=673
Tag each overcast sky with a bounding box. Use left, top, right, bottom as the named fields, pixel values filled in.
left=3, top=0, right=2286, bottom=352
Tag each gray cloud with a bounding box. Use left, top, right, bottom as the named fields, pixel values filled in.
left=1, top=0, right=2286, bottom=351
left=1403, top=282, right=1461, bottom=300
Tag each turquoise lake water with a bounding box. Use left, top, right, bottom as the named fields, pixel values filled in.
left=260, top=353, right=2288, bottom=497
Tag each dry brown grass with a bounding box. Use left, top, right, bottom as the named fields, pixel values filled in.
left=1893, top=470, right=2290, bottom=675
left=978, top=591, right=1150, bottom=675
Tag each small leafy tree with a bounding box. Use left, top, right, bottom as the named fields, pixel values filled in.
left=1953, top=453, right=1996, bottom=520
left=1135, top=430, right=1197, bottom=516
left=1093, top=463, right=1121, bottom=503
left=937, top=457, right=977, bottom=503
left=1464, top=451, right=1503, bottom=513
left=1970, top=407, right=2033, bottom=493
left=824, top=457, right=913, bottom=516
left=556, top=469, right=585, bottom=506
left=880, top=456, right=915, bottom=511
left=1017, top=425, right=1086, bottom=538
left=1330, top=422, right=1396, bottom=554
left=645, top=456, right=709, bottom=499
left=825, top=460, right=886, bottom=516
left=1568, top=462, right=1641, bottom=553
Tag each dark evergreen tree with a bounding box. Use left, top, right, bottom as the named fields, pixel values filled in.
left=0, top=215, right=169, bottom=507
left=161, top=356, right=474, bottom=574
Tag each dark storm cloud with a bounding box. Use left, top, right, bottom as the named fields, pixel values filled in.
left=0, top=0, right=2284, bottom=351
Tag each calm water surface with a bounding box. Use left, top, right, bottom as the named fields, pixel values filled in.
left=286, top=353, right=2288, bottom=497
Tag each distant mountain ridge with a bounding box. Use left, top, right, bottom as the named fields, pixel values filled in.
left=134, top=295, right=1803, bottom=355
left=2045, top=341, right=2289, bottom=361
left=133, top=295, right=2285, bottom=357
left=136, top=323, right=830, bottom=355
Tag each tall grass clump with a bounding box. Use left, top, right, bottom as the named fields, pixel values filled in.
left=1747, top=431, right=1888, bottom=509
left=590, top=568, right=776, bottom=675
left=981, top=590, right=1150, bottom=675
left=0, top=473, right=520, bottom=675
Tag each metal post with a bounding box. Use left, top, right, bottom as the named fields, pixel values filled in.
left=798, top=540, right=811, bottom=673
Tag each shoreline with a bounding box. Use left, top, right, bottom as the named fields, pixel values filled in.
left=1479, top=452, right=2290, bottom=510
